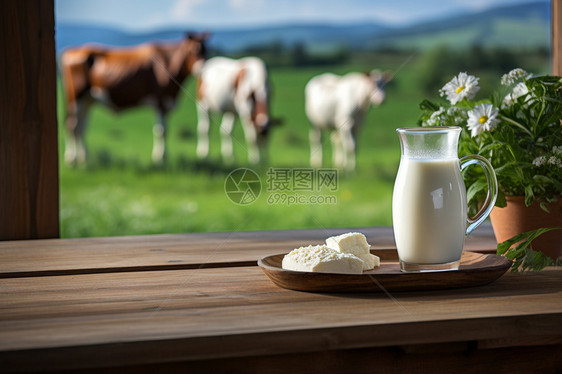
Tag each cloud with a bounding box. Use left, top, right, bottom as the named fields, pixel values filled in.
left=55, top=0, right=528, bottom=32
left=169, top=0, right=206, bottom=21
left=454, top=0, right=512, bottom=11
left=228, top=0, right=265, bottom=12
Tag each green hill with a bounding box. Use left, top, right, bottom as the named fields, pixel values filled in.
left=369, top=1, right=550, bottom=50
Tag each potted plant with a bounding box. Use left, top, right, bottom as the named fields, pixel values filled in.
left=418, top=68, right=562, bottom=265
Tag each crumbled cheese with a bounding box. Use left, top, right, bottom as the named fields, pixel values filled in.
left=282, top=245, right=364, bottom=274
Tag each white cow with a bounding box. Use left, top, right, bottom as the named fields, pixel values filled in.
left=305, top=70, right=391, bottom=171
left=196, top=56, right=274, bottom=164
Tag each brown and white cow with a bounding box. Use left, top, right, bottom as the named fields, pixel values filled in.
left=195, top=56, right=279, bottom=164
left=60, top=33, right=208, bottom=165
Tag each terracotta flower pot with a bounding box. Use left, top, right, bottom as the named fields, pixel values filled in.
left=490, top=196, right=562, bottom=259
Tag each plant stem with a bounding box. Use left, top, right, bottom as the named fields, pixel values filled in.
left=500, top=115, right=534, bottom=137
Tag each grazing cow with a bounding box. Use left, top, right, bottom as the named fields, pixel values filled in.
left=196, top=56, right=277, bottom=164
left=60, top=33, right=209, bottom=165
left=306, top=70, right=392, bottom=171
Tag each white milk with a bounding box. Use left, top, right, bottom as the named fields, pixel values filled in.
left=392, top=158, right=467, bottom=264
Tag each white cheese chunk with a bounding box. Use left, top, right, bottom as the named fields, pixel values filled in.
left=355, top=253, right=380, bottom=270
left=326, top=232, right=380, bottom=270
left=326, top=232, right=371, bottom=255
left=282, top=245, right=364, bottom=274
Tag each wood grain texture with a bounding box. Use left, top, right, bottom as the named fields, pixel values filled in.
left=0, top=0, right=59, bottom=240
left=0, top=225, right=496, bottom=277
left=258, top=251, right=511, bottom=293
left=0, top=265, right=561, bottom=372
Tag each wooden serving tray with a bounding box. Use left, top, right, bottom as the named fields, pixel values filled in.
left=258, top=250, right=511, bottom=293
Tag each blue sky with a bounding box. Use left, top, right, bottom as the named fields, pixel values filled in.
left=55, top=0, right=539, bottom=31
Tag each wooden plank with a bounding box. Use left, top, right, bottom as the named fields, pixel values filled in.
left=0, top=226, right=497, bottom=277
left=0, top=0, right=59, bottom=240
left=0, top=266, right=560, bottom=371
left=554, top=0, right=562, bottom=75
left=2, top=342, right=561, bottom=374
left=58, top=344, right=562, bottom=374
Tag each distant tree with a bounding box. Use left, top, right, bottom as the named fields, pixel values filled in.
left=292, top=42, right=308, bottom=67
left=417, top=44, right=532, bottom=97
left=418, top=45, right=459, bottom=96
left=270, top=40, right=284, bottom=60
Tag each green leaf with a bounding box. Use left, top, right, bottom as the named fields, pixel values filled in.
left=466, top=179, right=487, bottom=205
left=499, top=126, right=516, bottom=147
left=533, top=175, right=554, bottom=184
left=524, top=185, right=535, bottom=206
left=419, top=99, right=440, bottom=112
left=479, top=142, right=505, bottom=154
left=551, top=177, right=562, bottom=192
left=495, top=190, right=506, bottom=208
left=496, top=227, right=562, bottom=272
left=493, top=161, right=519, bottom=174
left=496, top=227, right=558, bottom=255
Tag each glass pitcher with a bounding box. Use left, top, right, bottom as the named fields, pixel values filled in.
left=392, top=127, right=498, bottom=272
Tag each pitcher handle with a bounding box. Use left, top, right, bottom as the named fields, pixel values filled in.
left=460, top=155, right=498, bottom=236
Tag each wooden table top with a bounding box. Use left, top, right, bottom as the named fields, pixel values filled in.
left=0, top=225, right=497, bottom=278
left=1, top=225, right=561, bottom=373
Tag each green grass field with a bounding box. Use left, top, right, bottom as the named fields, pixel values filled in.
left=57, top=52, right=547, bottom=238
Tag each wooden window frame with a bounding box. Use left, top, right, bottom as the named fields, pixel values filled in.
left=1, top=0, right=59, bottom=240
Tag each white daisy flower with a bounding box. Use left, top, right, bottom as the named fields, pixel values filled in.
left=532, top=156, right=547, bottom=167
left=502, top=82, right=529, bottom=108
left=466, top=104, right=500, bottom=137
left=501, top=68, right=528, bottom=86
left=553, top=146, right=562, bottom=155
left=439, top=72, right=480, bottom=105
